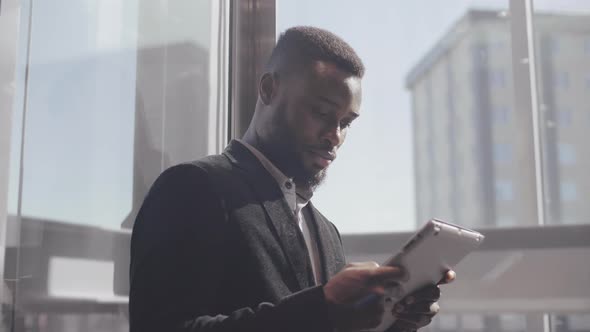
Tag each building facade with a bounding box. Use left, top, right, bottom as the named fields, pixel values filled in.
left=407, top=10, right=590, bottom=229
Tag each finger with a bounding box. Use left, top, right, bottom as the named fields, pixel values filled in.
left=368, top=266, right=406, bottom=284
left=438, top=270, right=456, bottom=285
left=353, top=292, right=385, bottom=310
left=395, top=301, right=440, bottom=315
left=403, top=285, right=440, bottom=303
left=346, top=261, right=380, bottom=269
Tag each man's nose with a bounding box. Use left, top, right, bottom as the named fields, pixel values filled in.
left=322, top=123, right=343, bottom=148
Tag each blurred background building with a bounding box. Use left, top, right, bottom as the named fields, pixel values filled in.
left=407, top=10, right=590, bottom=228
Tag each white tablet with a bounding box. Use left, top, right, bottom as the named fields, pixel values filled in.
left=372, top=219, right=484, bottom=331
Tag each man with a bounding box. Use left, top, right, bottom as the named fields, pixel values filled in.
left=129, top=26, right=453, bottom=332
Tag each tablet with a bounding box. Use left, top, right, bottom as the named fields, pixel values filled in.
left=372, top=219, right=484, bottom=331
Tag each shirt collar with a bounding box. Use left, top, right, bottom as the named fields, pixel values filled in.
left=237, top=139, right=313, bottom=212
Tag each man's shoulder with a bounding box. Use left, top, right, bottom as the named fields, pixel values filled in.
left=160, top=152, right=236, bottom=184
left=189, top=152, right=233, bottom=172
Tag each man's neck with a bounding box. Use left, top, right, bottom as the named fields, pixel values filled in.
left=241, top=131, right=292, bottom=177
left=240, top=134, right=314, bottom=192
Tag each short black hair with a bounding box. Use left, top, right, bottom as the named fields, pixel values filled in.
left=267, top=26, right=365, bottom=78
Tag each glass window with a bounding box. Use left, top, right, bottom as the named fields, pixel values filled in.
left=495, top=180, right=514, bottom=201
left=560, top=181, right=577, bottom=202
left=556, top=72, right=570, bottom=89
left=277, top=0, right=529, bottom=233
left=552, top=314, right=590, bottom=332
left=557, top=108, right=572, bottom=127
left=3, top=0, right=229, bottom=331
left=496, top=215, right=515, bottom=226
left=494, top=143, right=512, bottom=164
left=558, top=143, right=576, bottom=165
left=535, top=2, right=590, bottom=226
left=490, top=69, right=507, bottom=88
left=461, top=314, right=485, bottom=330
left=492, top=105, right=510, bottom=124
left=435, top=314, right=459, bottom=331
left=9, top=1, right=227, bottom=229
left=276, top=2, right=590, bottom=332
left=499, top=314, right=527, bottom=331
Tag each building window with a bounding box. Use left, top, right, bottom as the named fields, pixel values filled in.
left=500, top=313, right=527, bottom=331
left=555, top=71, right=570, bottom=89
left=558, top=143, right=576, bottom=165
left=461, top=314, right=485, bottom=330
left=455, top=154, right=463, bottom=174
left=437, top=314, right=459, bottom=330
left=494, top=143, right=512, bottom=164
left=493, top=41, right=506, bottom=52
left=490, top=69, right=506, bottom=88
left=560, top=181, right=577, bottom=202
left=496, top=216, right=515, bottom=227
left=492, top=105, right=510, bottom=124
left=557, top=108, right=572, bottom=127
left=551, top=39, right=560, bottom=54
left=495, top=180, right=514, bottom=201
left=561, top=313, right=590, bottom=330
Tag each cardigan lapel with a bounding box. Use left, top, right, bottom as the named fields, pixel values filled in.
left=306, top=202, right=347, bottom=283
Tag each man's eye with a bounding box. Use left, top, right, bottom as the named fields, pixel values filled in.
left=312, top=108, right=328, bottom=118
left=341, top=120, right=353, bottom=129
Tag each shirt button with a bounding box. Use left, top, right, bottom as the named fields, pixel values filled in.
left=285, top=181, right=293, bottom=189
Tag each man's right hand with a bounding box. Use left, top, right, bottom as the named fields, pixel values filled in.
left=324, top=262, right=406, bottom=331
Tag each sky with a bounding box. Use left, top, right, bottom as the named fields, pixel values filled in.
left=6, top=0, right=590, bottom=233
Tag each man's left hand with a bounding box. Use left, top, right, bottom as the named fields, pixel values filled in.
left=387, top=270, right=456, bottom=332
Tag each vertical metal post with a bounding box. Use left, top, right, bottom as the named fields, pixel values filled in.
left=511, top=1, right=550, bottom=332
left=0, top=0, right=20, bottom=325
left=510, top=0, right=546, bottom=227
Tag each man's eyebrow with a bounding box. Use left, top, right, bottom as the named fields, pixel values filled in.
left=314, top=95, right=360, bottom=118
left=315, top=95, right=340, bottom=107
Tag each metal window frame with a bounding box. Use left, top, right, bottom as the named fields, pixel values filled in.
left=0, top=0, right=20, bottom=318
left=228, top=0, right=276, bottom=140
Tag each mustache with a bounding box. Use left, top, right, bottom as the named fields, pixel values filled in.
left=309, top=141, right=335, bottom=151
left=307, top=144, right=337, bottom=160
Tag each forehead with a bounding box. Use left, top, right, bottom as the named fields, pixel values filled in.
left=297, top=60, right=362, bottom=109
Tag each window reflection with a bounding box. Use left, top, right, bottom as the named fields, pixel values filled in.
left=4, top=0, right=228, bottom=331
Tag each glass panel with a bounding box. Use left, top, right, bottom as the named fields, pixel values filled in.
left=277, top=0, right=529, bottom=234
left=551, top=313, right=590, bottom=332
left=1, top=1, right=34, bottom=329
left=532, top=1, right=590, bottom=226
left=4, top=0, right=228, bottom=331
left=277, top=2, right=590, bottom=332
left=348, top=243, right=590, bottom=332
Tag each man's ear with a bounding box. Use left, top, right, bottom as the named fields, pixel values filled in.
left=259, top=72, right=278, bottom=105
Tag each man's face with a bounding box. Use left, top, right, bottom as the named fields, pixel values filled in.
left=266, top=61, right=362, bottom=188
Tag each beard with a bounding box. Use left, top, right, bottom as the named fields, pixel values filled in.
left=295, top=167, right=327, bottom=192
left=263, top=108, right=329, bottom=192
left=266, top=133, right=329, bottom=190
